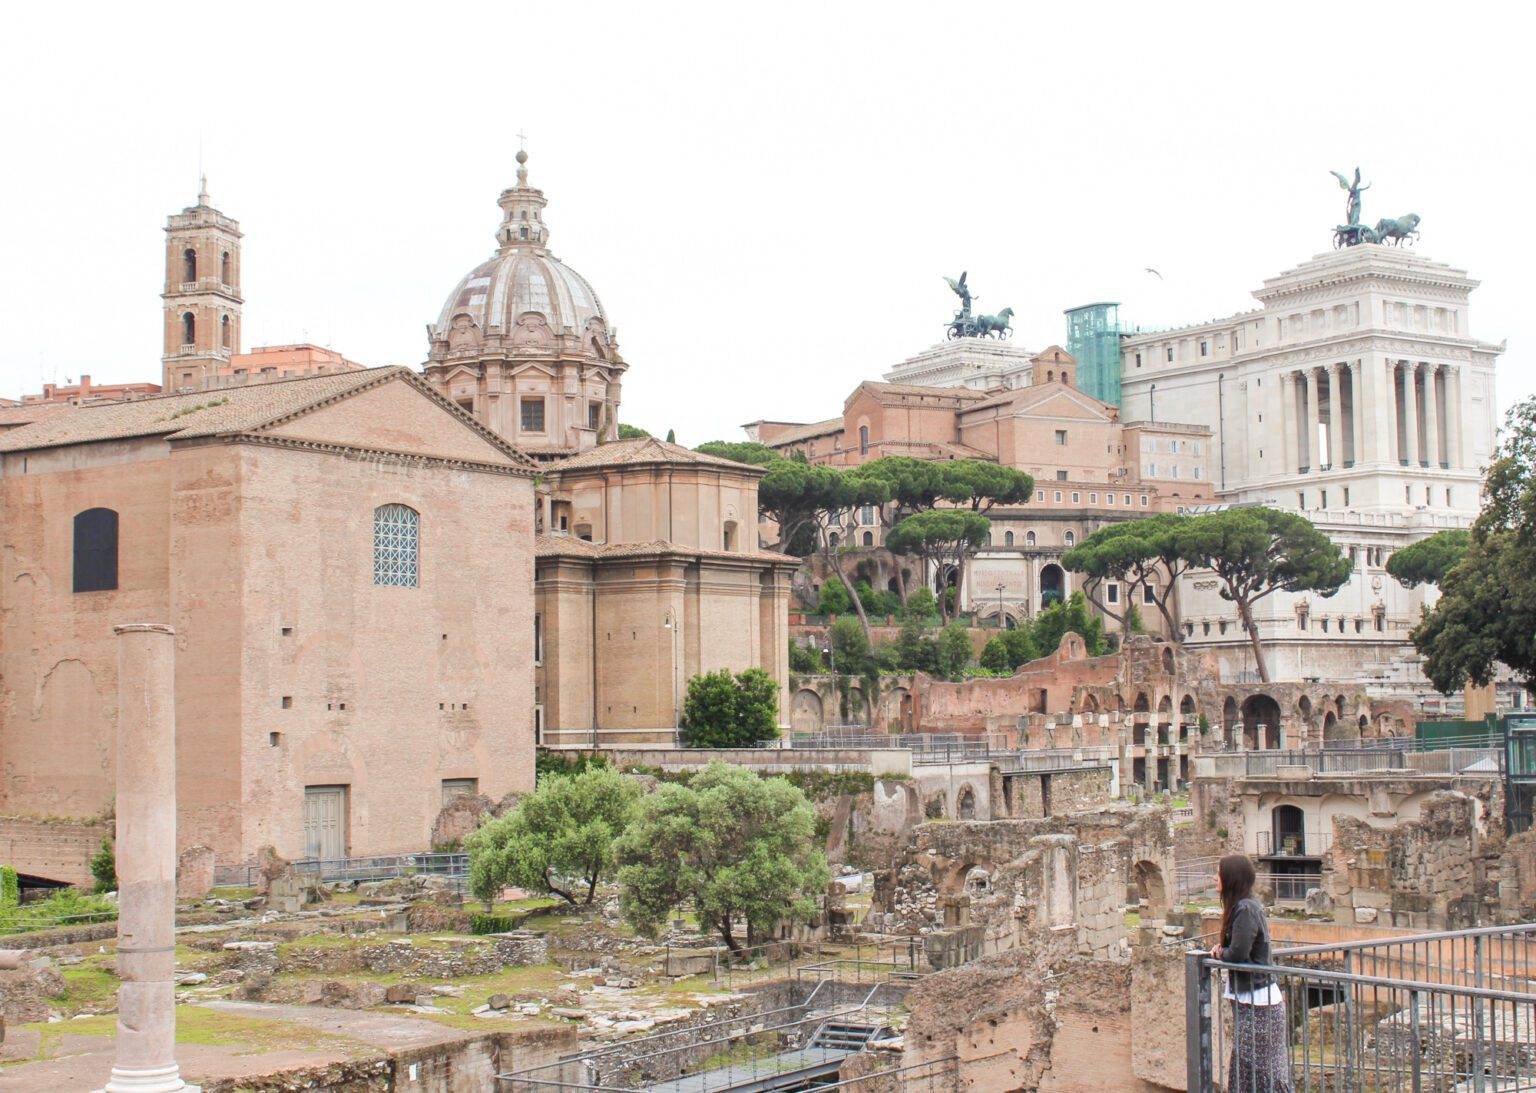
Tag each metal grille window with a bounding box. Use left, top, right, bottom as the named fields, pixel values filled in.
left=373, top=504, right=420, bottom=587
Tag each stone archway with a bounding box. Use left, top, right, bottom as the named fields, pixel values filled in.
left=956, top=785, right=977, bottom=820
left=1241, top=694, right=1282, bottom=750
left=790, top=689, right=824, bottom=733
left=1133, top=860, right=1168, bottom=916
left=1223, top=696, right=1239, bottom=748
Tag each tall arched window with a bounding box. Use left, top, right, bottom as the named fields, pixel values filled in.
left=373, top=504, right=420, bottom=587
left=1064, top=531, right=1076, bottom=547
left=182, top=312, right=195, bottom=345
left=221, top=314, right=231, bottom=348
left=858, top=425, right=869, bottom=456
left=73, top=508, right=119, bottom=593
left=220, top=251, right=231, bottom=284
left=1025, top=530, right=1036, bottom=546
left=183, top=248, right=197, bottom=282
left=1004, top=530, right=1014, bottom=546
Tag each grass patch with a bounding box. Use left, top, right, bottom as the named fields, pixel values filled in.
left=207, top=886, right=256, bottom=901
left=58, top=963, right=120, bottom=1011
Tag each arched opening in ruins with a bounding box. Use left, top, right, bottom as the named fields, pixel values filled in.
left=1223, top=696, right=1239, bottom=748
left=1040, top=564, right=1065, bottom=608
left=790, top=689, right=824, bottom=733
left=1156, top=694, right=1173, bottom=745
left=1272, top=804, right=1306, bottom=855
left=1162, top=646, right=1175, bottom=674
left=956, top=785, right=977, bottom=820
left=1132, top=691, right=1150, bottom=747
left=924, top=794, right=947, bottom=820
left=1179, top=694, right=1197, bottom=742
left=1132, top=859, right=1168, bottom=916
left=1322, top=710, right=1354, bottom=745
left=1241, top=694, right=1282, bottom=749
left=845, top=687, right=869, bottom=726
left=1297, top=695, right=1314, bottom=733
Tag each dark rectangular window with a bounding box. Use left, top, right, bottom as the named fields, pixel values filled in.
left=521, top=398, right=546, bottom=432
left=588, top=402, right=601, bottom=429
left=73, top=508, right=119, bottom=593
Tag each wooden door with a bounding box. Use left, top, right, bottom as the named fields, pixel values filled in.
left=303, top=785, right=347, bottom=860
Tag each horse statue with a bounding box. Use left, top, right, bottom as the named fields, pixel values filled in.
left=1370, top=213, right=1421, bottom=246
left=974, top=307, right=1014, bottom=339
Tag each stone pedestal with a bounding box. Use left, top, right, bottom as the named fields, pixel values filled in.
left=98, top=624, right=197, bottom=1093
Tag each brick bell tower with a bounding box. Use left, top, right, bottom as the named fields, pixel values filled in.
left=161, top=177, right=243, bottom=391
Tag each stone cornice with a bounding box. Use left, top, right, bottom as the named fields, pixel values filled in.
left=208, top=432, right=537, bottom=478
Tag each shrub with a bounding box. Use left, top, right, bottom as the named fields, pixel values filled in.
left=817, top=579, right=853, bottom=616
left=979, top=636, right=1011, bottom=673
left=680, top=668, right=779, bottom=748
left=0, top=866, right=18, bottom=908
left=788, top=640, right=823, bottom=674
left=469, top=912, right=520, bottom=935
left=935, top=623, right=973, bottom=680
left=903, top=587, right=939, bottom=620
left=90, top=838, right=117, bottom=894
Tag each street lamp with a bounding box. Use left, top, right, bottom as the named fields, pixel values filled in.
left=995, top=582, right=1007, bottom=629
left=663, top=614, right=679, bottom=736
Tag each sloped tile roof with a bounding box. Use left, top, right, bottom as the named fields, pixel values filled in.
left=534, top=535, right=796, bottom=566
left=546, top=437, right=764, bottom=473
left=0, top=366, right=537, bottom=470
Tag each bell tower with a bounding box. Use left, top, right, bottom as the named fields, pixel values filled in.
left=161, top=177, right=243, bottom=391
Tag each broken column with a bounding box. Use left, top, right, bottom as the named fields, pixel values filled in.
left=99, top=623, right=197, bottom=1093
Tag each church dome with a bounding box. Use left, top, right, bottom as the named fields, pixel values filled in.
left=429, top=151, right=612, bottom=348
left=433, top=248, right=607, bottom=337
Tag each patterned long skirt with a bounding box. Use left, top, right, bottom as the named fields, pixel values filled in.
left=1228, top=1000, right=1292, bottom=1093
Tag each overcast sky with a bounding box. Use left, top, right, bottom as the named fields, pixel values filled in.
left=2, top=3, right=1528, bottom=444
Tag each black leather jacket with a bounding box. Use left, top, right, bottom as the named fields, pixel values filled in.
left=1222, top=896, right=1275, bottom=993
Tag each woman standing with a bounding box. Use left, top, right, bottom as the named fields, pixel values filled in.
left=1212, top=854, right=1291, bottom=1093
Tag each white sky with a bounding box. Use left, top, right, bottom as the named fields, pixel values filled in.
left=2, top=3, right=1529, bottom=444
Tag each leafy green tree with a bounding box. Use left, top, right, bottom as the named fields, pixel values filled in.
left=829, top=616, right=871, bottom=673
left=467, top=766, right=642, bottom=907
left=999, top=627, right=1041, bottom=669
left=665, top=429, right=676, bottom=443
left=617, top=423, right=652, bottom=440
left=788, top=640, right=823, bottom=673
left=1411, top=397, right=1536, bottom=695
left=1030, top=591, right=1107, bottom=657
left=938, top=461, right=1036, bottom=513
left=817, top=577, right=853, bottom=616
left=935, top=623, right=974, bottom=679
left=1176, top=507, right=1351, bottom=682
left=693, top=440, right=779, bottom=467
left=885, top=511, right=991, bottom=622
left=1124, top=603, right=1146, bottom=634
left=616, top=763, right=830, bottom=954
left=1386, top=529, right=1471, bottom=589
left=679, top=668, right=780, bottom=748
left=893, top=615, right=938, bottom=672
left=1063, top=514, right=1194, bottom=639
left=903, top=586, right=939, bottom=620
left=90, top=837, right=117, bottom=894
left=979, top=636, right=1011, bottom=673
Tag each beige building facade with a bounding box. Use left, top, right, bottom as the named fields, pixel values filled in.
left=534, top=438, right=797, bottom=746
left=0, top=368, right=538, bottom=867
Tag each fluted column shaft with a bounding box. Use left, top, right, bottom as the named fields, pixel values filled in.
left=1402, top=362, right=1421, bottom=466
left=1324, top=364, right=1341, bottom=468
left=1423, top=365, right=1441, bottom=469
left=1445, top=366, right=1463, bottom=469
left=1349, top=360, right=1365, bottom=466
left=1302, top=368, right=1320, bottom=472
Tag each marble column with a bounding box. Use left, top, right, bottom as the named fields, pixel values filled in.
left=100, top=624, right=196, bottom=1093
left=1402, top=362, right=1421, bottom=467
left=1279, top=371, right=1297, bottom=475
left=1445, top=366, right=1463, bottom=469
left=1423, top=365, right=1441, bottom=469
left=1349, top=360, right=1365, bottom=466
left=1324, top=364, right=1341, bottom=469
left=1302, top=368, right=1320, bottom=472
left=1382, top=360, right=1400, bottom=465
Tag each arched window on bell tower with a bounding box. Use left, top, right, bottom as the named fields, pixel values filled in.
left=220, top=251, right=231, bottom=284
left=182, top=312, right=196, bottom=346
left=221, top=314, right=231, bottom=348
left=183, top=248, right=197, bottom=282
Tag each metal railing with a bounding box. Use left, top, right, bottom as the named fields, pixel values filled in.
left=211, top=852, right=469, bottom=893
left=1245, top=749, right=1407, bottom=776
left=1255, top=831, right=1333, bottom=858
left=1186, top=922, right=1536, bottom=1091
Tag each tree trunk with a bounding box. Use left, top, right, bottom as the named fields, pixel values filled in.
left=583, top=872, right=599, bottom=905
left=1082, top=576, right=1127, bottom=628
left=825, top=534, right=872, bottom=636
left=1235, top=596, right=1270, bottom=683
left=1153, top=565, right=1185, bottom=643
left=545, top=869, right=577, bottom=907
left=719, top=917, right=743, bottom=955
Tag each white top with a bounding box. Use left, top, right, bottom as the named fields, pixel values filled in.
left=1224, top=978, right=1283, bottom=1006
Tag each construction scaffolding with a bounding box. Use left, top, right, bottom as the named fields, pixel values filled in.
left=1064, top=301, right=1123, bottom=406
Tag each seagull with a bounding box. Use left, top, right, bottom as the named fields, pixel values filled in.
left=1144, top=268, right=1163, bottom=280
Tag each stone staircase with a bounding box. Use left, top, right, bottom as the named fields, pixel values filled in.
left=807, top=1018, right=888, bottom=1052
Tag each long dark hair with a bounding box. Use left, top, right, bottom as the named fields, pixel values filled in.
left=1218, top=853, right=1257, bottom=945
